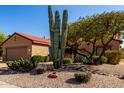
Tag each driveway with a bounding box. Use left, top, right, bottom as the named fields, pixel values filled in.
left=0, top=62, right=19, bottom=88
left=0, top=81, right=19, bottom=88
left=0, top=63, right=7, bottom=68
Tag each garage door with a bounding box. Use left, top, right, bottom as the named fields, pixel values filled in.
left=6, top=46, right=28, bottom=61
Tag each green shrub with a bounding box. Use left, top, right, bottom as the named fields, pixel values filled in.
left=74, top=72, right=91, bottom=83
left=31, top=55, right=45, bottom=63
left=45, top=55, right=50, bottom=62
left=63, top=58, right=73, bottom=64
left=75, top=55, right=89, bottom=64
left=104, top=50, right=121, bottom=65
left=74, top=55, right=107, bottom=65
left=92, top=56, right=107, bottom=64
left=120, top=50, right=124, bottom=59
left=7, top=58, right=34, bottom=72
left=18, top=59, right=34, bottom=72
left=7, top=61, right=19, bottom=70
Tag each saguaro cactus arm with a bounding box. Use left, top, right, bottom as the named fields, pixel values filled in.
left=48, top=5, right=54, bottom=42
left=61, top=10, right=68, bottom=63
left=53, top=11, right=61, bottom=68
left=48, top=5, right=54, bottom=61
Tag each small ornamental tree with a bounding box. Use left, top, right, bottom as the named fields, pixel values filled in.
left=68, top=16, right=103, bottom=62
left=0, top=32, right=7, bottom=57
left=96, top=12, right=124, bottom=59
left=68, top=11, right=124, bottom=62
left=0, top=32, right=7, bottom=45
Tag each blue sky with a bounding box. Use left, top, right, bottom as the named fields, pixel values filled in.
left=1, top=5, right=124, bottom=39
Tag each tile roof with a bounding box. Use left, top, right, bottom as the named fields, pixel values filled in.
left=15, top=32, right=50, bottom=46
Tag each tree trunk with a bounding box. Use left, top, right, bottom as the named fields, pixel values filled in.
left=89, top=38, right=97, bottom=61
left=53, top=60, right=61, bottom=69
left=77, top=52, right=91, bottom=63
left=99, top=35, right=115, bottom=59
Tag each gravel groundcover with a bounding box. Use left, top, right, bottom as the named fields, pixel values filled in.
left=0, top=63, right=124, bottom=88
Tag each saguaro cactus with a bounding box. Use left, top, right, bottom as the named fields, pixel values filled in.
left=48, top=6, right=54, bottom=61
left=61, top=10, right=68, bottom=66
left=48, top=5, right=68, bottom=69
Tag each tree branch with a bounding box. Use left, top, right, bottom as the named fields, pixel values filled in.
left=76, top=51, right=91, bottom=62
left=77, top=48, right=92, bottom=55
left=90, top=38, right=97, bottom=58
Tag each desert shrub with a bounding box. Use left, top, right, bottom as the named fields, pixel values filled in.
left=104, top=50, right=121, bottom=65
left=74, top=72, right=91, bottom=83
left=18, top=59, right=34, bottom=72
left=7, top=58, right=34, bottom=72
left=7, top=61, right=19, bottom=70
left=48, top=54, right=52, bottom=61
left=92, top=56, right=107, bottom=64
left=45, top=55, right=50, bottom=62
left=121, top=50, right=124, bottom=59
left=75, top=55, right=89, bottom=64
left=74, top=55, right=107, bottom=65
left=31, top=55, right=45, bottom=63
left=63, top=58, right=73, bottom=64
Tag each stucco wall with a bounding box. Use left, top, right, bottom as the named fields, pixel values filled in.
left=109, top=40, right=120, bottom=50
left=78, top=42, right=93, bottom=56
left=96, top=40, right=120, bottom=55
left=32, top=44, right=49, bottom=56
left=2, top=34, right=32, bottom=61
left=78, top=40, right=120, bottom=56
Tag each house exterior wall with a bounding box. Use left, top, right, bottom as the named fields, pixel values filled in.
left=2, top=34, right=32, bottom=61
left=109, top=40, right=120, bottom=50
left=32, top=44, right=49, bottom=56
left=74, top=39, right=121, bottom=56
left=78, top=42, right=93, bottom=56
left=76, top=33, right=121, bottom=55
left=96, top=40, right=120, bottom=55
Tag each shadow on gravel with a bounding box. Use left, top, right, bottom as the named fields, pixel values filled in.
left=66, top=78, right=81, bottom=84
left=0, top=68, right=17, bottom=75
left=30, top=69, right=38, bottom=75
left=119, top=75, right=124, bottom=80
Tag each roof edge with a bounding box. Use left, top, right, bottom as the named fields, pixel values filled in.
left=0, top=32, right=50, bottom=47
left=0, top=32, right=16, bottom=47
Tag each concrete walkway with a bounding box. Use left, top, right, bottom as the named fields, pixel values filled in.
left=0, top=81, right=19, bottom=88
left=0, top=63, right=19, bottom=88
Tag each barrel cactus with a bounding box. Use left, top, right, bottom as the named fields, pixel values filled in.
left=48, top=5, right=68, bottom=69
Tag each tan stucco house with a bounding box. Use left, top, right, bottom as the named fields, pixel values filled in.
left=1, top=32, right=50, bottom=61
